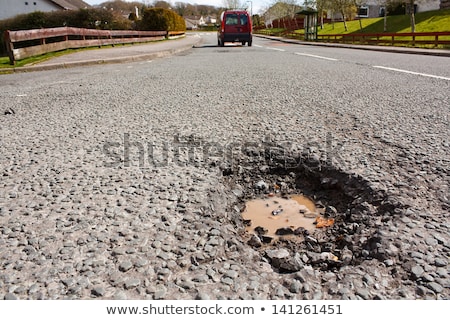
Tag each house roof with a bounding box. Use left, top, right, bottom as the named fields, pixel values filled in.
left=50, top=0, right=91, bottom=10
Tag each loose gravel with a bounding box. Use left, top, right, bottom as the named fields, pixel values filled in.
left=0, top=35, right=449, bottom=300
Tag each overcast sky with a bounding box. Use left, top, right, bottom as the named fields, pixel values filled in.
left=83, top=0, right=268, bottom=15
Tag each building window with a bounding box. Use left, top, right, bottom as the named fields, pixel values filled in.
left=358, top=6, right=369, bottom=18
left=34, top=2, right=37, bottom=5
left=25, top=2, right=29, bottom=5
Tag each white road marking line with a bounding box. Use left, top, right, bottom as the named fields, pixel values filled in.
left=267, top=47, right=286, bottom=52
left=373, top=66, right=450, bottom=81
left=254, top=45, right=263, bottom=48
left=294, top=52, right=338, bottom=61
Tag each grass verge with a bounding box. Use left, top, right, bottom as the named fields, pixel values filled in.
left=255, top=9, right=450, bottom=48
left=0, top=38, right=171, bottom=70
left=318, top=9, right=450, bottom=34
left=0, top=46, right=109, bottom=69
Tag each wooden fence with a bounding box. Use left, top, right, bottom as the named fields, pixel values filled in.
left=317, top=31, right=450, bottom=47
left=256, top=30, right=450, bottom=47
left=4, top=27, right=185, bottom=65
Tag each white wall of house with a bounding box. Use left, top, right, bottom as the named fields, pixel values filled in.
left=360, top=0, right=441, bottom=15
left=328, top=0, right=442, bottom=20
left=0, top=0, right=60, bottom=21
left=416, top=0, right=441, bottom=11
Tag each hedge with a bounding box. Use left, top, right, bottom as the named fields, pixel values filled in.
left=0, top=8, right=132, bottom=56
left=138, top=8, right=186, bottom=32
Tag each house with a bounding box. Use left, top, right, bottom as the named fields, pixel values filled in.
left=184, top=17, right=200, bottom=30
left=354, top=0, right=441, bottom=19
left=0, top=0, right=90, bottom=21
left=205, top=16, right=217, bottom=25
left=262, top=2, right=303, bottom=28
left=440, top=0, right=450, bottom=8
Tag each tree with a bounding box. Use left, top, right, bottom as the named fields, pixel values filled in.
left=99, top=1, right=143, bottom=11
left=174, top=2, right=187, bottom=16
left=262, top=1, right=298, bottom=28
left=138, top=7, right=186, bottom=31
left=352, top=0, right=364, bottom=31
left=197, top=5, right=210, bottom=16
left=288, top=0, right=301, bottom=18
left=376, top=0, right=411, bottom=32
left=330, top=0, right=356, bottom=31
left=408, top=0, right=416, bottom=32
left=153, top=1, right=171, bottom=9
left=315, top=0, right=332, bottom=29
left=222, top=0, right=244, bottom=10
left=252, top=14, right=264, bottom=28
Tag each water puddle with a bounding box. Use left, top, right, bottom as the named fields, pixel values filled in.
left=242, top=195, right=331, bottom=239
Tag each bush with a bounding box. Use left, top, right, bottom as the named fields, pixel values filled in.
left=138, top=8, right=186, bottom=32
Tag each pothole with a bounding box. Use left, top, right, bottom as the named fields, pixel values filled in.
left=224, top=155, right=405, bottom=274
left=242, top=194, right=335, bottom=240
left=162, top=134, right=406, bottom=275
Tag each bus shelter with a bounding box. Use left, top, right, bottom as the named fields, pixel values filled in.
left=297, top=9, right=318, bottom=41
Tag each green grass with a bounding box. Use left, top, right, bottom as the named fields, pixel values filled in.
left=256, top=28, right=286, bottom=36
left=256, top=9, right=450, bottom=38
left=318, top=17, right=384, bottom=34
left=254, top=9, right=450, bottom=48
left=318, top=9, right=450, bottom=34
left=0, top=39, right=170, bottom=70
left=0, top=46, right=106, bottom=69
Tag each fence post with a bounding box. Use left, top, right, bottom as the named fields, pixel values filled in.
left=435, top=34, right=438, bottom=47
left=4, top=30, right=15, bottom=65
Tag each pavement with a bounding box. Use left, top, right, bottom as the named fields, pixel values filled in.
left=1, top=31, right=449, bottom=73
left=255, top=34, right=450, bottom=57
left=1, top=34, right=203, bottom=73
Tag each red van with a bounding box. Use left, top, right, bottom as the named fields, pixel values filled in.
left=217, top=10, right=252, bottom=47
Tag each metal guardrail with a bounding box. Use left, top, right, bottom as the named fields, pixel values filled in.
left=317, top=31, right=450, bottom=47
left=4, top=27, right=185, bottom=65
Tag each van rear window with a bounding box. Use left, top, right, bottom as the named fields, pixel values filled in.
left=225, top=14, right=238, bottom=25
left=240, top=15, right=248, bottom=25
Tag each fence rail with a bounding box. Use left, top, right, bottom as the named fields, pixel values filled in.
left=256, top=30, right=450, bottom=47
left=4, top=27, right=185, bottom=65
left=317, top=31, right=450, bottom=47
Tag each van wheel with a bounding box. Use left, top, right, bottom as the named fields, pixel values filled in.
left=248, top=40, right=252, bottom=47
left=241, top=41, right=246, bottom=46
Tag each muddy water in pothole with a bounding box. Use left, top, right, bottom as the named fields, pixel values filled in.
left=242, top=195, right=324, bottom=237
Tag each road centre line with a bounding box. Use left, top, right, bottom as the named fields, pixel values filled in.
left=266, top=47, right=286, bottom=52
left=373, top=66, right=450, bottom=81
left=294, top=52, right=338, bottom=61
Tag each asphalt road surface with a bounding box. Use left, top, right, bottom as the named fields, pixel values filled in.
left=0, top=33, right=449, bottom=300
